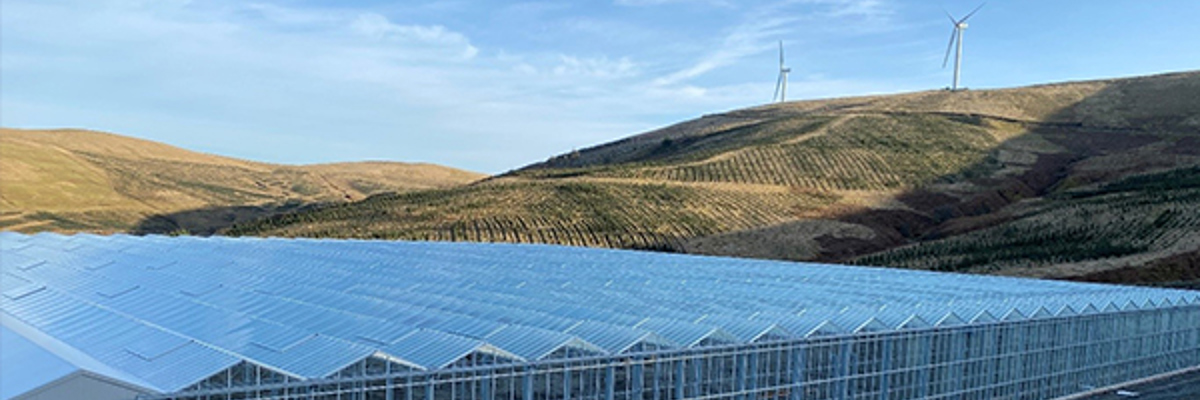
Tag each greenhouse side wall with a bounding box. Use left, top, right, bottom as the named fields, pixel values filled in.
left=154, top=305, right=1200, bottom=400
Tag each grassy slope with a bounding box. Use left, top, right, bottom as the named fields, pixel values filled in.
left=229, top=71, right=1200, bottom=282
left=0, top=128, right=485, bottom=233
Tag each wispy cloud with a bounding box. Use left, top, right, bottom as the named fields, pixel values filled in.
left=242, top=3, right=338, bottom=26
left=553, top=56, right=638, bottom=79
left=351, top=13, right=479, bottom=59
left=649, top=0, right=872, bottom=86
left=652, top=9, right=797, bottom=85
left=804, top=0, right=891, bottom=18
left=2, top=0, right=913, bottom=173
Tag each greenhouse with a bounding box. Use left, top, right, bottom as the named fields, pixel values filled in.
left=1, top=232, right=1198, bottom=400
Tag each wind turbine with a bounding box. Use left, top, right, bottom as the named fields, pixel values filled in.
left=773, top=41, right=791, bottom=103
left=942, top=3, right=985, bottom=91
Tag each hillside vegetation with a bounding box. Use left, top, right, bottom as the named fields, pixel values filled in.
left=230, top=71, right=1200, bottom=283
left=855, top=166, right=1200, bottom=277
left=0, top=129, right=484, bottom=234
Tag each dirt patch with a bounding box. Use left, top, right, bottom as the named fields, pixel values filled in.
left=814, top=208, right=937, bottom=261
left=1070, top=248, right=1200, bottom=285
left=682, top=219, right=874, bottom=261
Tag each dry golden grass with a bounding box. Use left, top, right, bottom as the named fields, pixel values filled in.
left=0, top=128, right=484, bottom=233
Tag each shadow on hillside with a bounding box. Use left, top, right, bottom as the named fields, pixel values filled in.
left=131, top=201, right=320, bottom=236
left=684, top=73, right=1199, bottom=283
left=809, top=125, right=1097, bottom=260
left=1073, top=249, right=1200, bottom=289
left=802, top=78, right=1199, bottom=282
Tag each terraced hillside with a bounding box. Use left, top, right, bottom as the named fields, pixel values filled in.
left=0, top=128, right=484, bottom=234
left=230, top=71, right=1200, bottom=283
left=231, top=178, right=837, bottom=249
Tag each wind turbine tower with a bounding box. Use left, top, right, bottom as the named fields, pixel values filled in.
left=773, top=41, right=791, bottom=103
left=943, top=3, right=985, bottom=91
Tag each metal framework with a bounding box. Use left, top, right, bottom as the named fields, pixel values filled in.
left=157, top=306, right=1200, bottom=400
left=1, top=232, right=1198, bottom=400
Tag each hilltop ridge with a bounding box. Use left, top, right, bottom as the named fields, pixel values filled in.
left=0, top=128, right=485, bottom=234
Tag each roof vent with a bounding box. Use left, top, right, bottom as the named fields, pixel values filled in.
left=16, top=260, right=46, bottom=271
left=3, top=285, right=46, bottom=300
left=84, top=260, right=116, bottom=271
left=97, top=284, right=140, bottom=299
left=251, top=334, right=314, bottom=353
left=126, top=337, right=190, bottom=361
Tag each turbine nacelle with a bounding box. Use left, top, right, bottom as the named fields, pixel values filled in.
left=773, top=41, right=791, bottom=103
left=942, top=3, right=985, bottom=91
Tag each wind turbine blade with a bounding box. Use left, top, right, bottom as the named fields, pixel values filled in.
left=774, top=73, right=783, bottom=101
left=779, top=40, right=784, bottom=68
left=942, top=28, right=958, bottom=69
left=943, top=9, right=957, bottom=24
left=960, top=2, right=986, bottom=22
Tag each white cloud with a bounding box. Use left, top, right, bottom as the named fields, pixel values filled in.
left=553, top=56, right=637, bottom=79
left=351, top=13, right=478, bottom=59
left=799, top=0, right=897, bottom=34
left=651, top=0, right=897, bottom=87
left=652, top=5, right=797, bottom=86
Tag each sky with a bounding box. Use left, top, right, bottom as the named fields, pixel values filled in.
left=3, top=0, right=1199, bottom=173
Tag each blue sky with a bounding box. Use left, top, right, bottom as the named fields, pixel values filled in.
left=3, top=0, right=1198, bottom=173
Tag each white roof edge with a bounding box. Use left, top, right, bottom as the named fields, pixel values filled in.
left=803, top=321, right=843, bottom=337
left=1, top=312, right=162, bottom=393
left=688, top=328, right=739, bottom=347
left=1055, top=304, right=1078, bottom=316
left=1030, top=306, right=1054, bottom=319
left=316, top=347, right=387, bottom=379
left=615, top=332, right=677, bottom=354
left=898, top=315, right=930, bottom=329
left=536, top=338, right=608, bottom=360
left=935, top=312, right=965, bottom=326
left=1001, top=308, right=1027, bottom=321
left=369, top=351, right=427, bottom=372
left=472, top=344, right=527, bottom=365
left=970, top=310, right=997, bottom=323
left=749, top=324, right=794, bottom=342
left=10, top=370, right=156, bottom=400
left=851, top=318, right=888, bottom=333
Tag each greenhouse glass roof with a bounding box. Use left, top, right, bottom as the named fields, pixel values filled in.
left=1, top=232, right=1197, bottom=395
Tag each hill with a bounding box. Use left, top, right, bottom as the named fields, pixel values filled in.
left=0, top=128, right=485, bottom=234
left=228, top=71, right=1200, bottom=285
